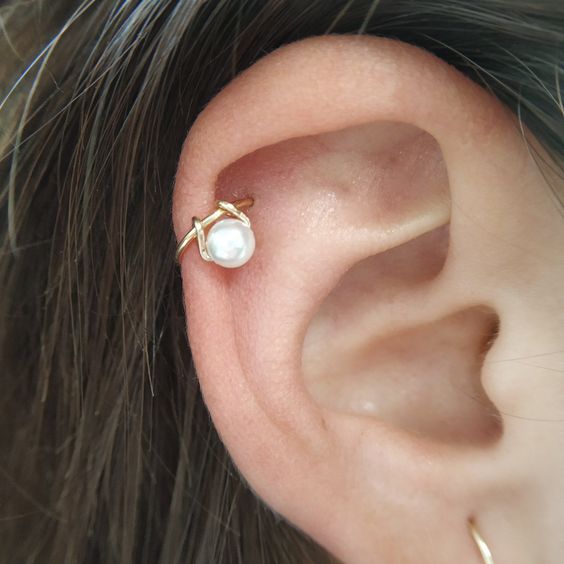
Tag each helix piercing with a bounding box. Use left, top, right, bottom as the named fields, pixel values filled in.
left=175, top=197, right=255, bottom=268
left=468, top=518, right=495, bottom=564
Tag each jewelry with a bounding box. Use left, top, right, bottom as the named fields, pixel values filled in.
left=468, top=518, right=494, bottom=564
left=175, top=197, right=255, bottom=268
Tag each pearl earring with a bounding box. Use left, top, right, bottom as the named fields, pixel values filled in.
left=175, top=198, right=255, bottom=268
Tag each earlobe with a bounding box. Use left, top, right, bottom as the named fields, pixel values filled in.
left=173, top=35, right=564, bottom=563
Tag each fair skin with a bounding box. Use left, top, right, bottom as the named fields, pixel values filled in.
left=172, top=35, right=564, bottom=563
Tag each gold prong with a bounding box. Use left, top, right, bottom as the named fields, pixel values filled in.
left=193, top=217, right=213, bottom=261
left=217, top=200, right=251, bottom=227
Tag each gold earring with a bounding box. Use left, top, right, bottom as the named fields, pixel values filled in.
left=176, top=197, right=255, bottom=268
left=468, top=518, right=494, bottom=563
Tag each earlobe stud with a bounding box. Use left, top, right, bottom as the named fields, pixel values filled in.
left=175, top=197, right=255, bottom=268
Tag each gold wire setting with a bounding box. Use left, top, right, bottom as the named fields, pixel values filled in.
left=175, top=197, right=255, bottom=263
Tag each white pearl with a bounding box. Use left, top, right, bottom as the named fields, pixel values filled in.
left=206, top=218, right=255, bottom=268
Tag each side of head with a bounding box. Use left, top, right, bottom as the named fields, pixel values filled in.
left=173, top=34, right=564, bottom=563
left=1, top=2, right=563, bottom=563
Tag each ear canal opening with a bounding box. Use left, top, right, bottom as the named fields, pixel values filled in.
left=301, top=222, right=503, bottom=447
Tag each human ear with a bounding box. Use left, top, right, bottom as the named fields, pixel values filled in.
left=172, top=35, right=564, bottom=563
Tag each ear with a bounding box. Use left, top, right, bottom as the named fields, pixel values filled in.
left=173, top=36, right=564, bottom=563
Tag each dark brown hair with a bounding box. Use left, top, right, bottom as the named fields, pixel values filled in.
left=1, top=1, right=562, bottom=562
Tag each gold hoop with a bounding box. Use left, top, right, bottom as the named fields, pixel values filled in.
left=468, top=519, right=495, bottom=564
left=175, top=197, right=254, bottom=262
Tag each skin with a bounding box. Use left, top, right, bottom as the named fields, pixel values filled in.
left=172, top=35, right=564, bottom=563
